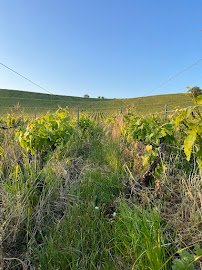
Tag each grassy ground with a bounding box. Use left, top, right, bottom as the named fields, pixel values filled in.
left=0, top=88, right=194, bottom=117
left=0, top=117, right=201, bottom=269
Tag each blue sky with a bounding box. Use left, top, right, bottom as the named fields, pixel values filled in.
left=0, top=0, right=202, bottom=98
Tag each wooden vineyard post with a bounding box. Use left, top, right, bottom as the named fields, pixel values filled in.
left=165, top=104, right=168, bottom=121
left=35, top=107, right=37, bottom=120
left=121, top=107, right=123, bottom=115
left=77, top=106, right=80, bottom=138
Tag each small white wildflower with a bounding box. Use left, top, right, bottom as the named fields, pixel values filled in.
left=112, top=212, right=116, bottom=217
left=63, top=170, right=67, bottom=175
left=95, top=206, right=99, bottom=210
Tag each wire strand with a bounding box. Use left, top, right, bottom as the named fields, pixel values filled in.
left=0, top=62, right=53, bottom=95
left=137, top=58, right=202, bottom=99
left=0, top=59, right=201, bottom=115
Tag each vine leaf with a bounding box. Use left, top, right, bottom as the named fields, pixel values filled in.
left=196, top=95, right=202, bottom=104
left=184, top=132, right=197, bottom=161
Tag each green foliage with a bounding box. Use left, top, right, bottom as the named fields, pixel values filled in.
left=1, top=90, right=202, bottom=269
left=186, top=86, right=202, bottom=101
left=124, top=114, right=175, bottom=146
left=78, top=115, right=95, bottom=132
left=196, top=95, right=202, bottom=104
left=6, top=113, right=24, bottom=128
left=172, top=245, right=202, bottom=270
left=184, top=132, right=197, bottom=161
left=121, top=114, right=176, bottom=175
left=0, top=88, right=195, bottom=117
left=78, top=169, right=122, bottom=205
left=16, top=108, right=74, bottom=154
left=113, top=201, right=168, bottom=270
left=35, top=203, right=114, bottom=270
left=120, top=105, right=202, bottom=169
left=172, top=106, right=202, bottom=167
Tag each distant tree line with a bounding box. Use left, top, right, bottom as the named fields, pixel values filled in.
left=83, top=94, right=105, bottom=99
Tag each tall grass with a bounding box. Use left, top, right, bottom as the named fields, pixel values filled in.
left=34, top=203, right=115, bottom=270
left=113, top=201, right=169, bottom=270
left=1, top=122, right=201, bottom=269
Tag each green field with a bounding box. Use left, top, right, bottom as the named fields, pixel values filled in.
left=0, top=92, right=201, bottom=269
left=0, top=88, right=194, bottom=117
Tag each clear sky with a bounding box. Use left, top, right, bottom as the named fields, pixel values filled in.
left=0, top=0, right=202, bottom=99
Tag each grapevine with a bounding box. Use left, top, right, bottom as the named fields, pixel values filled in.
left=16, top=108, right=74, bottom=155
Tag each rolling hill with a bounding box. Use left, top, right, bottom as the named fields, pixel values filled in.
left=0, top=88, right=194, bottom=117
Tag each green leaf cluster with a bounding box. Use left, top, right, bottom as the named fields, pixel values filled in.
left=124, top=115, right=174, bottom=146
left=172, top=104, right=202, bottom=167
left=172, top=245, right=202, bottom=270
left=16, top=108, right=74, bottom=154
left=122, top=114, right=175, bottom=169
left=6, top=113, right=24, bottom=128
left=79, top=115, right=94, bottom=130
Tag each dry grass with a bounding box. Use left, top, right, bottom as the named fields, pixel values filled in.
left=120, top=139, right=202, bottom=251
left=0, top=118, right=201, bottom=269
